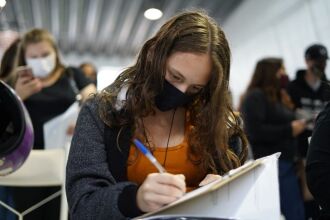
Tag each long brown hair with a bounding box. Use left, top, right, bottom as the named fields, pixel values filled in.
left=0, top=38, right=21, bottom=85
left=247, top=58, right=283, bottom=103
left=98, top=10, right=248, bottom=174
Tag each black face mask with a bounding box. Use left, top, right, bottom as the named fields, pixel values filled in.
left=155, top=80, right=194, bottom=111
left=279, top=74, right=289, bottom=89
left=311, top=65, right=325, bottom=78
left=311, top=59, right=326, bottom=78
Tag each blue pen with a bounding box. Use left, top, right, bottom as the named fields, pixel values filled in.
left=133, top=138, right=167, bottom=173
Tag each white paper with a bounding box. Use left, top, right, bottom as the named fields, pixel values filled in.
left=155, top=160, right=256, bottom=208
left=43, top=102, right=79, bottom=149
left=136, top=153, right=280, bottom=220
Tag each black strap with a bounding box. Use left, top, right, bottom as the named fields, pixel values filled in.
left=104, top=124, right=132, bottom=182
left=66, top=67, right=82, bottom=103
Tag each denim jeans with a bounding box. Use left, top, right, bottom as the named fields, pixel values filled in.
left=279, top=160, right=305, bottom=220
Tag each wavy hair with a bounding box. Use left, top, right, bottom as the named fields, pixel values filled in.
left=98, top=10, right=248, bottom=174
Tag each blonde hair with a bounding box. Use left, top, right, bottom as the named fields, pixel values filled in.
left=13, top=28, right=63, bottom=80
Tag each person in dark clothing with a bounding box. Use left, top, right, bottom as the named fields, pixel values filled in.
left=66, top=11, right=248, bottom=219
left=8, top=28, right=96, bottom=220
left=306, top=102, right=330, bottom=219
left=13, top=28, right=97, bottom=148
left=287, top=44, right=330, bottom=157
left=241, top=58, right=306, bottom=220
left=287, top=44, right=330, bottom=219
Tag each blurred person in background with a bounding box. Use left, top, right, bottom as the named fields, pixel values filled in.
left=241, top=58, right=306, bottom=220
left=13, top=28, right=96, bottom=147
left=80, top=62, right=97, bottom=86
left=0, top=38, right=20, bottom=83
left=8, top=28, right=96, bottom=220
left=287, top=44, right=330, bottom=219
left=288, top=44, right=330, bottom=157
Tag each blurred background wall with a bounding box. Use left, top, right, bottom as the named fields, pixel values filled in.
left=224, top=0, right=330, bottom=107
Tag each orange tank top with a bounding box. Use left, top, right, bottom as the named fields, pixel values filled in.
left=127, top=137, right=207, bottom=191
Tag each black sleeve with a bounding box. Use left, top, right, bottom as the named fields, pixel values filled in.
left=287, top=82, right=301, bottom=109
left=68, top=67, right=92, bottom=90
left=306, top=105, right=330, bottom=215
left=241, top=90, right=292, bottom=142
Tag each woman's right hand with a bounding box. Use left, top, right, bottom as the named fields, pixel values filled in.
left=291, top=119, right=306, bottom=137
left=136, top=173, right=186, bottom=213
left=15, top=73, right=42, bottom=100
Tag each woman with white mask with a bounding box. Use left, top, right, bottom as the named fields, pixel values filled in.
left=10, top=28, right=96, bottom=220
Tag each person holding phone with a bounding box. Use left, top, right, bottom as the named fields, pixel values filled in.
left=66, top=10, right=248, bottom=219
left=10, top=28, right=96, bottom=220
left=14, top=28, right=96, bottom=148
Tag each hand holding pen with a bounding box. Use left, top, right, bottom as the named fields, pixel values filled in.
left=133, top=138, right=186, bottom=212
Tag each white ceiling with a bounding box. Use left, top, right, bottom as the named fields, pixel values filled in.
left=0, top=0, right=243, bottom=59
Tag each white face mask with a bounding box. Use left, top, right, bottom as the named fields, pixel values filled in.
left=26, top=53, right=56, bottom=78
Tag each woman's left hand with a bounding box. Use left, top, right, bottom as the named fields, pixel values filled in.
left=199, top=174, right=222, bottom=186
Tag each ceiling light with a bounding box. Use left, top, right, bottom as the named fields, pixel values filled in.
left=144, top=8, right=163, bottom=20
left=0, top=0, right=6, bottom=8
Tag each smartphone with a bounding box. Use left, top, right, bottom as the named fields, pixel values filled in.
left=16, top=66, right=34, bottom=79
